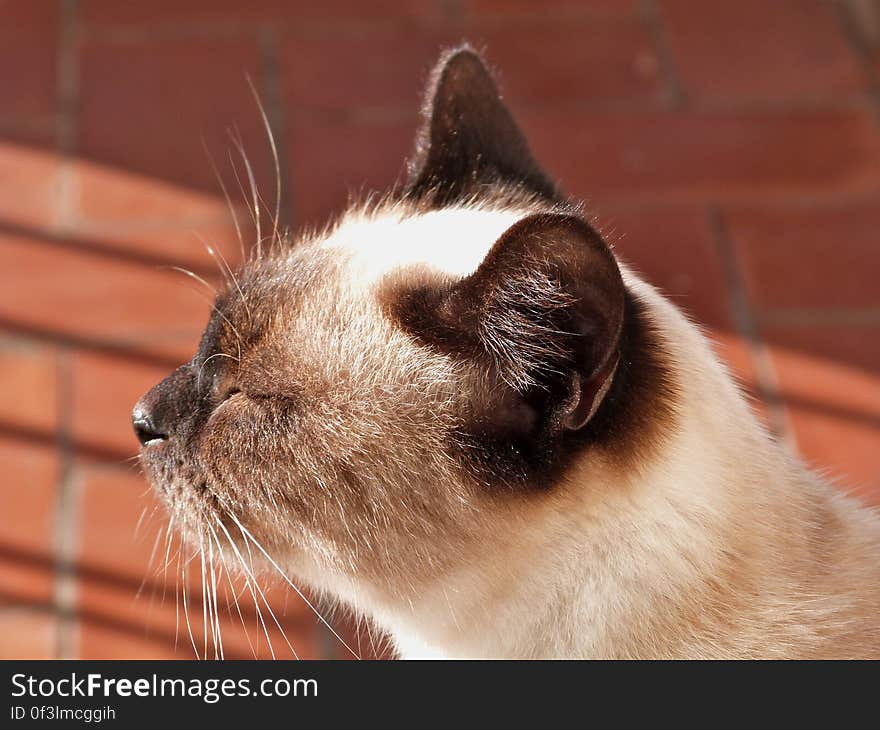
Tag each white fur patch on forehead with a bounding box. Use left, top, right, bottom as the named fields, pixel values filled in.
left=321, top=205, right=529, bottom=283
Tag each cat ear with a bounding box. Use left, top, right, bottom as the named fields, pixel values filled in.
left=405, top=45, right=558, bottom=205
left=394, top=213, right=625, bottom=434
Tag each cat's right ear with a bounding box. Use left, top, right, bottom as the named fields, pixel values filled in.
left=387, top=213, right=625, bottom=441
left=404, top=45, right=558, bottom=205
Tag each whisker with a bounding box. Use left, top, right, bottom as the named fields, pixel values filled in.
left=235, top=528, right=300, bottom=661
left=135, top=522, right=164, bottom=602
left=190, top=236, right=232, bottom=289
left=207, top=533, right=225, bottom=660
left=192, top=231, right=252, bottom=326
left=202, top=137, right=247, bottom=265
left=227, top=149, right=259, bottom=233
left=208, top=524, right=257, bottom=659
left=133, top=504, right=150, bottom=541
left=223, top=148, right=284, bottom=260
left=199, top=535, right=211, bottom=660
left=228, top=513, right=359, bottom=659
left=214, top=517, right=299, bottom=659
left=228, top=127, right=262, bottom=259
left=180, top=563, right=200, bottom=659
left=174, top=551, right=181, bottom=653
left=196, top=352, right=242, bottom=394
left=218, top=522, right=277, bottom=660
left=162, top=265, right=219, bottom=296
left=162, top=269, right=245, bottom=354
left=163, top=520, right=179, bottom=651
left=160, top=516, right=176, bottom=607
left=245, top=74, right=282, bottom=250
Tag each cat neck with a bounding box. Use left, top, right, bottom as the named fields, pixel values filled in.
left=370, top=272, right=877, bottom=658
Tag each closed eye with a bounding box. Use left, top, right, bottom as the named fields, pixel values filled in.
left=215, top=379, right=298, bottom=406
left=225, top=388, right=283, bottom=404
left=220, top=386, right=242, bottom=402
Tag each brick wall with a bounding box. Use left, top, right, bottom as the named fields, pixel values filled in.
left=1, top=0, right=878, bottom=659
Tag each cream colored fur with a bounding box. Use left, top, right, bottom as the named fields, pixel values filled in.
left=316, top=205, right=880, bottom=659
left=141, top=197, right=880, bottom=659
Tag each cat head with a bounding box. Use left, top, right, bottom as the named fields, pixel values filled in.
left=134, top=46, right=669, bottom=600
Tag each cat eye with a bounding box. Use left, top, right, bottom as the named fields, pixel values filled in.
left=206, top=372, right=240, bottom=404
left=216, top=386, right=278, bottom=405
left=217, top=386, right=241, bottom=403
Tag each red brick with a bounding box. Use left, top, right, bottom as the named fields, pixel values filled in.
left=71, top=352, right=172, bottom=460
left=75, top=466, right=197, bottom=659
left=0, top=611, right=57, bottom=659
left=66, top=217, right=249, bottom=283
left=0, top=1, right=57, bottom=121
left=0, top=232, right=211, bottom=361
left=72, top=157, right=235, bottom=228
left=709, top=332, right=763, bottom=400
left=78, top=557, right=302, bottom=659
left=76, top=36, right=273, bottom=224
left=283, top=19, right=659, bottom=114
left=597, top=209, right=767, bottom=417
left=0, top=340, right=59, bottom=434
left=728, top=203, right=880, bottom=311
left=283, top=27, right=455, bottom=116
left=765, top=327, right=880, bottom=506
left=288, top=119, right=414, bottom=226
left=0, top=135, right=60, bottom=230
left=519, top=109, right=880, bottom=205
left=80, top=0, right=289, bottom=27
left=0, top=440, right=57, bottom=608
left=603, top=209, right=731, bottom=329
left=80, top=0, right=442, bottom=29
left=467, top=20, right=661, bottom=107
left=462, top=0, right=639, bottom=21
left=660, top=0, right=865, bottom=101
left=77, top=466, right=319, bottom=658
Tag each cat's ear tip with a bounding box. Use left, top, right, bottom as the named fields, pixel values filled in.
left=407, top=41, right=556, bottom=203
left=430, top=43, right=493, bottom=84
left=436, top=42, right=484, bottom=65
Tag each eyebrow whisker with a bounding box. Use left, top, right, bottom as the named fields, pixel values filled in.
left=245, top=74, right=283, bottom=255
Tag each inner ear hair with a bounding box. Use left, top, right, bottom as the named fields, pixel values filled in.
left=392, top=213, right=625, bottom=435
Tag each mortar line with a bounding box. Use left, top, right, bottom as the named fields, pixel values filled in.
left=52, top=0, right=81, bottom=659
left=835, top=0, right=880, bottom=124
left=707, top=206, right=795, bottom=448
left=640, top=0, right=686, bottom=110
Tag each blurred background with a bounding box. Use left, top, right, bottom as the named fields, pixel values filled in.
left=1, top=0, right=879, bottom=659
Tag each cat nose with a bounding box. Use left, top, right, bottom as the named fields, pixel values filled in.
left=132, top=364, right=195, bottom=446
left=132, top=404, right=167, bottom=445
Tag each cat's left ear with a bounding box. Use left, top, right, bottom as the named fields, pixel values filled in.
left=405, top=44, right=558, bottom=205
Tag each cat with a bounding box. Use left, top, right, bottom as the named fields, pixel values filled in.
left=134, top=45, right=880, bottom=659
